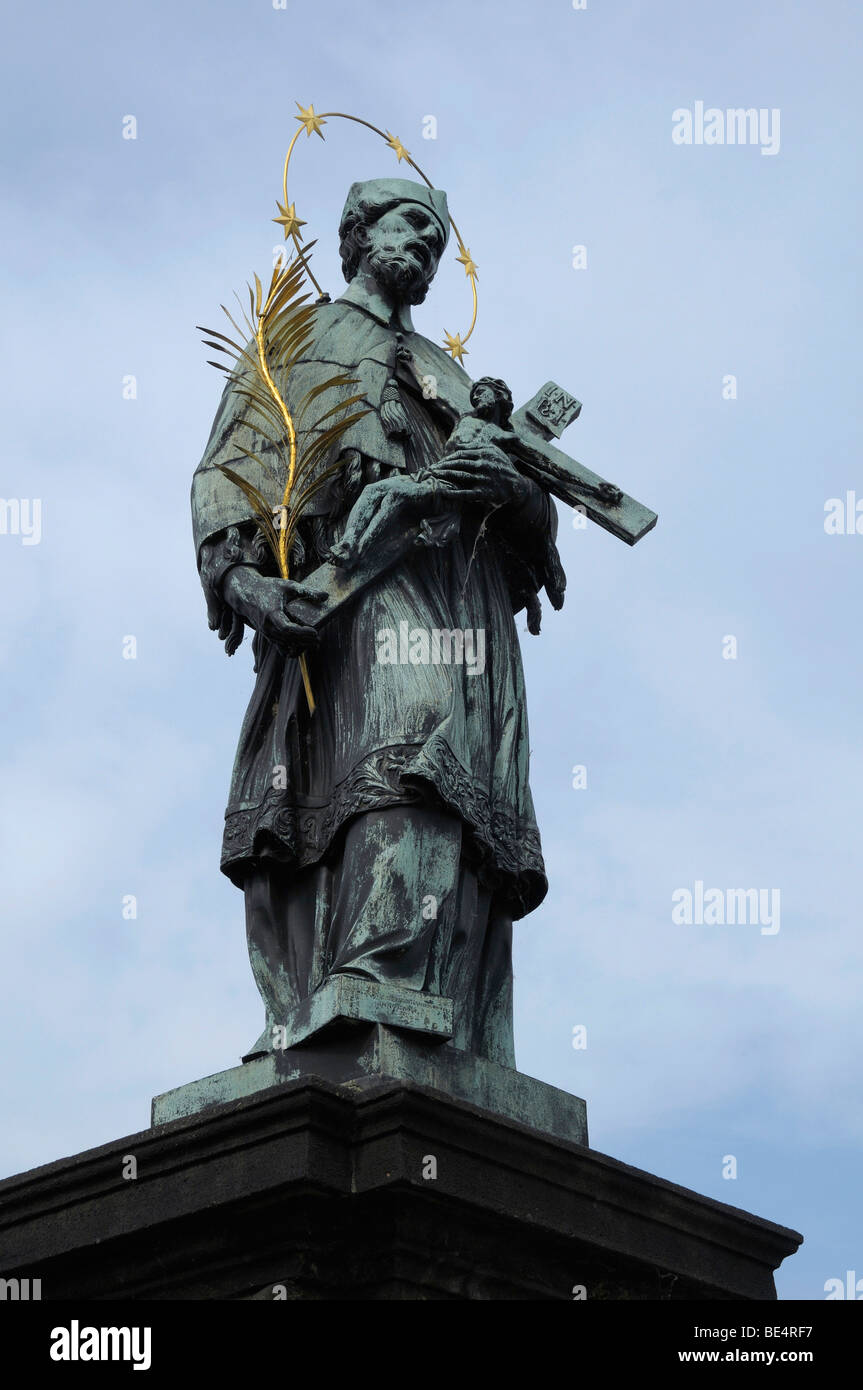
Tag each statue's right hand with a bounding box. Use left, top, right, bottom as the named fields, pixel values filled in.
left=222, top=568, right=322, bottom=657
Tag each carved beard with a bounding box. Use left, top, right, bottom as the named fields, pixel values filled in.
left=366, top=244, right=433, bottom=306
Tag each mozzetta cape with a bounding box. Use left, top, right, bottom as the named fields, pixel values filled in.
left=190, top=296, right=552, bottom=918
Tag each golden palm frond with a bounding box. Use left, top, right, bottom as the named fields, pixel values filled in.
left=199, top=248, right=369, bottom=713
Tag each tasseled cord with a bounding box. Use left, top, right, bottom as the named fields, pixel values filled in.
left=380, top=333, right=413, bottom=443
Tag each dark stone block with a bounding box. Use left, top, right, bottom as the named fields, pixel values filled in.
left=0, top=1073, right=800, bottom=1300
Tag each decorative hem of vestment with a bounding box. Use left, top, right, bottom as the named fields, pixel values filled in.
left=221, top=739, right=547, bottom=919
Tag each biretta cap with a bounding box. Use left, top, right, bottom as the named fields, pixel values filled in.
left=339, top=178, right=450, bottom=247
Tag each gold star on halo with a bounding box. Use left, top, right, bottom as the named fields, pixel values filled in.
left=272, top=200, right=307, bottom=240
left=456, top=244, right=478, bottom=279
left=443, top=331, right=468, bottom=364
left=385, top=131, right=411, bottom=163
left=295, top=102, right=326, bottom=139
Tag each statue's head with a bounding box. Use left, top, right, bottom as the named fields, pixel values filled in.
left=338, top=178, right=449, bottom=306
left=470, top=377, right=514, bottom=429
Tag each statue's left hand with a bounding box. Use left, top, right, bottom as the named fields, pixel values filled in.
left=223, top=569, right=325, bottom=657
left=432, top=442, right=530, bottom=510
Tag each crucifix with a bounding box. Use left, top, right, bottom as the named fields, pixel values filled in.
left=284, top=375, right=657, bottom=632
left=508, top=381, right=656, bottom=545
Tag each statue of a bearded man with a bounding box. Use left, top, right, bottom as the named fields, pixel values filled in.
left=191, top=178, right=566, bottom=1065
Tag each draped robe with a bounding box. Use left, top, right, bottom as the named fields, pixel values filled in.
left=191, top=290, right=554, bottom=1063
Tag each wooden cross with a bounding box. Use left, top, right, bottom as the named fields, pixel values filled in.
left=506, top=381, right=656, bottom=546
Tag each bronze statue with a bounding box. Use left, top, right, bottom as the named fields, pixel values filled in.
left=191, top=172, right=655, bottom=1066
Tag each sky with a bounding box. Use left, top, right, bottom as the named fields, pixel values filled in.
left=1, top=0, right=861, bottom=1301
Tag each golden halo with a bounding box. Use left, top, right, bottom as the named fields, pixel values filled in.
left=275, top=103, right=478, bottom=364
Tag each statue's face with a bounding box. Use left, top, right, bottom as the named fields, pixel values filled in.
left=362, top=201, right=445, bottom=305
left=471, top=383, right=498, bottom=417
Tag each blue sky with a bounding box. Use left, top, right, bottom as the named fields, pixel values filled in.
left=1, top=0, right=861, bottom=1300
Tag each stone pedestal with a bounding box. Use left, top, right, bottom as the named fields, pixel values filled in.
left=0, top=1020, right=801, bottom=1300
left=153, top=1023, right=589, bottom=1149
